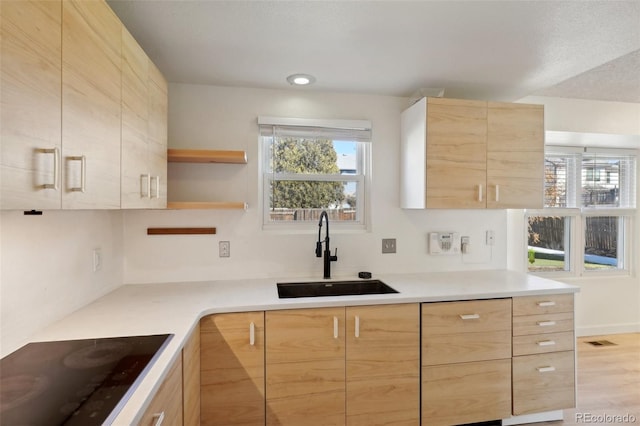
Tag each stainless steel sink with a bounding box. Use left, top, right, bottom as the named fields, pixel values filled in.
left=277, top=279, right=398, bottom=299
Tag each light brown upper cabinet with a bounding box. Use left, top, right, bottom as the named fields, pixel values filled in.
left=400, top=97, right=544, bottom=209
left=121, top=27, right=167, bottom=208
left=146, top=60, right=168, bottom=208
left=62, top=0, right=122, bottom=209
left=1, top=0, right=167, bottom=210
left=1, top=0, right=63, bottom=210
left=486, top=101, right=545, bottom=209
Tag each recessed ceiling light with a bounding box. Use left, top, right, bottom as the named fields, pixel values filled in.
left=286, top=73, right=316, bottom=86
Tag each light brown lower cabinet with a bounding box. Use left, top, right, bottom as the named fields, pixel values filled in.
left=138, top=353, right=183, bottom=426
left=512, top=294, right=576, bottom=416
left=137, top=328, right=200, bottom=426
left=512, top=350, right=576, bottom=415
left=183, top=324, right=201, bottom=426
left=194, top=295, right=577, bottom=426
left=265, top=304, right=420, bottom=426
left=345, top=304, right=420, bottom=426
left=200, top=311, right=265, bottom=426
left=422, top=359, right=512, bottom=426
left=421, top=299, right=512, bottom=426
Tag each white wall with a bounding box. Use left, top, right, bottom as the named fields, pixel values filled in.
left=0, top=210, right=124, bottom=356
left=511, top=96, right=640, bottom=336
left=123, top=84, right=506, bottom=284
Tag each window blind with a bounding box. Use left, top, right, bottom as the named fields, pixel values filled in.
left=258, top=116, right=372, bottom=142
left=545, top=147, right=636, bottom=209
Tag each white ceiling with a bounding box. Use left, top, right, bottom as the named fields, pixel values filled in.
left=108, top=0, right=640, bottom=103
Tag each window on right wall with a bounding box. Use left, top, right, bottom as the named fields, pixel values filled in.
left=526, top=146, right=636, bottom=275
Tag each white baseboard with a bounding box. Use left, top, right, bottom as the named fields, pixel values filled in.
left=502, top=410, right=564, bottom=425
left=576, top=323, right=640, bottom=337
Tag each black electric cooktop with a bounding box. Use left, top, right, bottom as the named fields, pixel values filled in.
left=0, top=333, right=173, bottom=426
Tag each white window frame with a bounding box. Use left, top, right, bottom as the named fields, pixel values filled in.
left=258, top=116, right=372, bottom=232
left=526, top=144, right=637, bottom=278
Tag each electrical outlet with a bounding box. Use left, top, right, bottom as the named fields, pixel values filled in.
left=92, top=248, right=102, bottom=272
left=219, top=241, right=230, bottom=257
left=382, top=238, right=396, bottom=254
left=486, top=230, right=495, bottom=246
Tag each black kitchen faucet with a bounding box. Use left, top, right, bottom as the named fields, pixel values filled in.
left=316, top=210, right=338, bottom=279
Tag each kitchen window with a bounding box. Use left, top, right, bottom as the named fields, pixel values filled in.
left=259, top=117, right=371, bottom=230
left=527, top=146, right=636, bottom=275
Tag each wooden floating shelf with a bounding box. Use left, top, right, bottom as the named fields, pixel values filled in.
left=147, top=227, right=217, bottom=235
left=166, top=201, right=248, bottom=210
left=167, top=149, right=247, bottom=164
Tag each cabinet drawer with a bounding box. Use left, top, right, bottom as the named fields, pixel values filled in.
left=513, top=331, right=574, bottom=356
left=513, top=312, right=574, bottom=336
left=513, top=294, right=573, bottom=316
left=422, top=359, right=512, bottom=426
left=423, top=330, right=511, bottom=365
left=513, top=351, right=575, bottom=415
left=422, top=299, right=511, bottom=365
left=422, top=299, right=512, bottom=335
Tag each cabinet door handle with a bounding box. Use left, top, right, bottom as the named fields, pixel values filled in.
left=151, top=176, right=160, bottom=199
left=354, top=315, right=360, bottom=338
left=333, top=316, right=339, bottom=339
left=537, top=366, right=556, bottom=373
left=152, top=411, right=165, bottom=426
left=537, top=340, right=556, bottom=346
left=495, top=184, right=500, bottom=202
left=537, top=301, right=556, bottom=307
left=460, top=314, right=480, bottom=320
left=37, top=148, right=60, bottom=190
left=249, top=322, right=255, bottom=346
left=141, top=174, right=150, bottom=198
left=537, top=320, right=556, bottom=327
left=68, top=155, right=86, bottom=192
left=477, top=184, right=483, bottom=202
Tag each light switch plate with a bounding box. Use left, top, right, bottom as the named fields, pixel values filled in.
left=382, top=238, right=396, bottom=254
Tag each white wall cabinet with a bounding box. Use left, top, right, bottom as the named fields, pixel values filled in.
left=400, top=97, right=544, bottom=209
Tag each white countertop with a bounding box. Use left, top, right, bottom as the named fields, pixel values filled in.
left=22, top=269, right=578, bottom=425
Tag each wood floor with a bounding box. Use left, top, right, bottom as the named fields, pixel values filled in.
left=524, top=333, right=640, bottom=425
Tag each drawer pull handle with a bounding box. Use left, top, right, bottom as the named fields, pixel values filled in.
left=460, top=314, right=480, bottom=320
left=537, top=301, right=556, bottom=307
left=537, top=366, right=556, bottom=373
left=152, top=411, right=165, bottom=426
left=537, top=320, right=556, bottom=327
left=537, top=340, right=556, bottom=346
left=334, top=316, right=339, bottom=339
left=355, top=315, right=360, bottom=338
left=249, top=322, right=255, bottom=346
